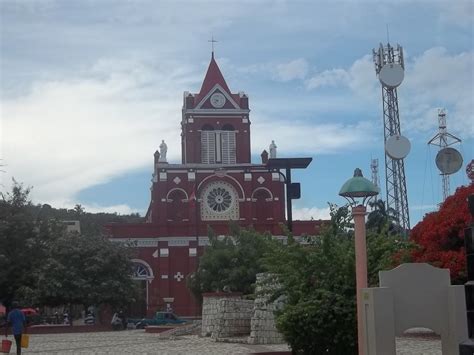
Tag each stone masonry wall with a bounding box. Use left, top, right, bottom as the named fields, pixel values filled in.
left=211, top=299, right=254, bottom=339
left=248, top=273, right=285, bottom=345
left=201, top=274, right=285, bottom=345
left=201, top=293, right=242, bottom=337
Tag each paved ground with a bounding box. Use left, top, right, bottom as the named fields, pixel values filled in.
left=10, top=330, right=442, bottom=354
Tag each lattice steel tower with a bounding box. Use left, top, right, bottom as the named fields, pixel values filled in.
left=428, top=109, right=462, bottom=201
left=371, top=158, right=380, bottom=190
left=373, top=43, right=410, bottom=233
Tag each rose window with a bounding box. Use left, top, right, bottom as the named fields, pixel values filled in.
left=201, top=181, right=239, bottom=221
left=206, top=187, right=232, bottom=212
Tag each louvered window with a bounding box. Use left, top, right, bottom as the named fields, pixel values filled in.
left=221, top=131, right=236, bottom=164
left=201, top=131, right=216, bottom=164
left=201, top=129, right=236, bottom=164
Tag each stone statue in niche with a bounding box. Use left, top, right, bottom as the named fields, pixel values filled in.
left=269, top=140, right=277, bottom=159
left=159, top=140, right=168, bottom=162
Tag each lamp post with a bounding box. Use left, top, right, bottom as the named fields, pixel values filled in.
left=339, top=168, right=379, bottom=355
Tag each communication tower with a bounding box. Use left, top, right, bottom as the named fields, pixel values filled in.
left=428, top=109, right=462, bottom=201
left=373, top=42, right=410, bottom=233
left=371, top=158, right=380, bottom=190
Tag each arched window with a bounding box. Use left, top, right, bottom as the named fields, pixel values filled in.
left=201, top=124, right=214, bottom=131
left=253, top=189, right=273, bottom=221
left=167, top=189, right=187, bottom=221
left=132, top=261, right=153, bottom=280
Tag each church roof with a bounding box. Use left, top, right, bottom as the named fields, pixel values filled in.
left=198, top=53, right=231, bottom=96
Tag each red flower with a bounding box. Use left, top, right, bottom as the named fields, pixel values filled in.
left=410, top=184, right=473, bottom=283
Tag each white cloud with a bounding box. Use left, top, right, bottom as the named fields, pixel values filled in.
left=252, top=118, right=377, bottom=156
left=305, top=55, right=377, bottom=100
left=1, top=54, right=377, bottom=208
left=306, top=69, right=349, bottom=89
left=437, top=1, right=474, bottom=29
left=274, top=58, right=309, bottom=82
left=402, top=47, right=474, bottom=136
left=293, top=206, right=331, bottom=221
left=81, top=203, right=143, bottom=215
left=1, top=56, right=193, bottom=206
left=304, top=48, right=474, bottom=138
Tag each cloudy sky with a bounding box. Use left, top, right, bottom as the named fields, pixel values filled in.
left=1, top=0, right=473, bottom=226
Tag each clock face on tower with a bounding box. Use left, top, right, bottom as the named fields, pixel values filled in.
left=210, top=93, right=226, bottom=108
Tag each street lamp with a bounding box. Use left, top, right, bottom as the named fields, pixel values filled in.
left=339, top=168, right=379, bottom=355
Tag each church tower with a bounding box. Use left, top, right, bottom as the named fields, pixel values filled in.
left=181, top=53, right=251, bottom=164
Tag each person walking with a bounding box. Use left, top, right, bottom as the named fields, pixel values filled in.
left=5, top=301, right=26, bottom=355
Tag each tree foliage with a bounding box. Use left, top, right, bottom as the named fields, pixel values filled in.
left=187, top=225, right=276, bottom=300
left=410, top=184, right=473, bottom=283
left=0, top=181, right=136, bottom=308
left=188, top=203, right=413, bottom=354
left=366, top=199, right=398, bottom=234
left=264, top=203, right=413, bottom=354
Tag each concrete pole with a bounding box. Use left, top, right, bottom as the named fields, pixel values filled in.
left=352, top=204, right=368, bottom=355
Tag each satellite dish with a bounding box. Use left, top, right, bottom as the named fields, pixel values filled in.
left=385, top=135, right=411, bottom=160
left=436, top=147, right=463, bottom=175
left=379, top=63, right=404, bottom=88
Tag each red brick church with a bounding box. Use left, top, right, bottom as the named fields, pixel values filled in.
left=106, top=53, right=321, bottom=317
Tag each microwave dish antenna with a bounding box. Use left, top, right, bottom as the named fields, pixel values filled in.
left=428, top=109, right=462, bottom=201
left=435, top=147, right=463, bottom=175
left=379, top=63, right=404, bottom=88
left=385, top=135, right=411, bottom=160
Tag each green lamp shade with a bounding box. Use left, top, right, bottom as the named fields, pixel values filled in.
left=339, top=168, right=380, bottom=198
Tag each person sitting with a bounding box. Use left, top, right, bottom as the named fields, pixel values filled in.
left=84, top=312, right=95, bottom=325
left=111, top=312, right=123, bottom=330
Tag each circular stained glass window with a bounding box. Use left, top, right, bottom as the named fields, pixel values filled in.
left=206, top=186, right=233, bottom=212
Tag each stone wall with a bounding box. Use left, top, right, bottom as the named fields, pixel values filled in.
left=201, top=274, right=286, bottom=345
left=248, top=273, right=285, bottom=345
left=212, top=298, right=254, bottom=339
left=201, top=293, right=243, bottom=337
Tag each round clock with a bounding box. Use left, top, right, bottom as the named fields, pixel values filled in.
left=210, top=93, right=226, bottom=108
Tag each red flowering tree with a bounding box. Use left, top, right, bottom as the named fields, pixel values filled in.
left=410, top=184, right=474, bottom=283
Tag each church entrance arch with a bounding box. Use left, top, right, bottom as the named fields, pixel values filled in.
left=129, top=260, right=154, bottom=318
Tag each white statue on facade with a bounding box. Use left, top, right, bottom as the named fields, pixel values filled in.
left=159, top=140, right=168, bottom=162
left=269, top=140, right=277, bottom=159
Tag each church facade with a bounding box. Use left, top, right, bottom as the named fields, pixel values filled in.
left=106, top=54, right=321, bottom=317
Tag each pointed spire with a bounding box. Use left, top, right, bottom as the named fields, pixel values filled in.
left=198, top=54, right=231, bottom=96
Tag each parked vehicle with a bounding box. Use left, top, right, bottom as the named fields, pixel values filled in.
left=127, top=311, right=186, bottom=329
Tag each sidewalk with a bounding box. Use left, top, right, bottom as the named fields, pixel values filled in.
left=15, top=330, right=442, bottom=354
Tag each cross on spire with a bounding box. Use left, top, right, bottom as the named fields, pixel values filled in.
left=208, top=36, right=218, bottom=58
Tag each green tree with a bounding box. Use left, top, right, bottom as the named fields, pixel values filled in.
left=264, top=204, right=413, bottom=354
left=0, top=181, right=136, bottom=310
left=0, top=181, right=43, bottom=306
left=366, top=199, right=398, bottom=234
left=187, top=225, right=276, bottom=300
left=28, top=232, right=136, bottom=308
